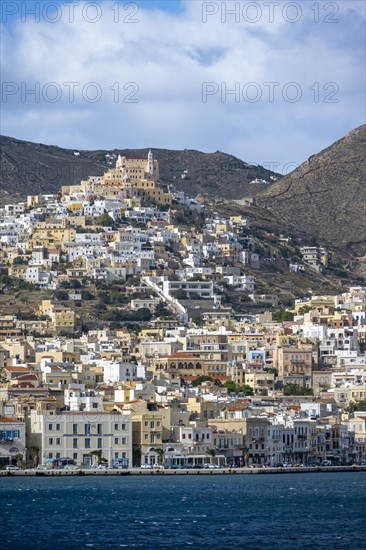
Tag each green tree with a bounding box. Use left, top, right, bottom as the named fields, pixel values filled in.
left=88, top=449, right=108, bottom=466
left=239, top=438, right=250, bottom=467
left=152, top=448, right=166, bottom=465
left=29, top=445, right=41, bottom=467
left=55, top=290, right=69, bottom=301
left=273, top=309, right=294, bottom=322
left=298, top=305, right=312, bottom=315
left=192, top=315, right=203, bottom=326
left=96, top=213, right=115, bottom=227
left=134, top=308, right=152, bottom=322
left=15, top=453, right=25, bottom=469
left=283, top=384, right=313, bottom=396
left=13, top=256, right=28, bottom=265
left=207, top=448, right=216, bottom=465
left=223, top=381, right=254, bottom=395
left=171, top=289, right=188, bottom=300
left=133, top=445, right=142, bottom=467
left=347, top=400, right=366, bottom=413
left=155, top=301, right=171, bottom=318
left=81, top=289, right=95, bottom=301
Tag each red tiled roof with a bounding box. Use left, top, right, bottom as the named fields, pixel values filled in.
left=167, top=352, right=199, bottom=359
left=14, top=374, right=39, bottom=381
left=5, top=366, right=30, bottom=372
left=0, top=416, right=22, bottom=423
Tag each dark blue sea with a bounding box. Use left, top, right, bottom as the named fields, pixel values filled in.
left=1, top=472, right=365, bottom=549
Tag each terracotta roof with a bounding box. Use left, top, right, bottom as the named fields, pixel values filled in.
left=14, top=374, right=39, bottom=381
left=0, top=416, right=22, bottom=423
left=5, top=366, right=30, bottom=372
left=167, top=352, right=200, bottom=359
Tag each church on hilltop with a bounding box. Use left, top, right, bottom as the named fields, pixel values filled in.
left=61, top=150, right=172, bottom=205
left=103, top=150, right=160, bottom=186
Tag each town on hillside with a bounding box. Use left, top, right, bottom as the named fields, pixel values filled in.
left=0, top=152, right=365, bottom=470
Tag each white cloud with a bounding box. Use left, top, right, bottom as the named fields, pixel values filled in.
left=1, top=0, right=365, bottom=167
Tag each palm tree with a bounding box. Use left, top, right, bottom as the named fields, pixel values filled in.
left=14, top=453, right=25, bottom=469
left=89, top=449, right=107, bottom=466
left=152, top=447, right=166, bottom=465
left=239, top=437, right=250, bottom=467
left=29, top=445, right=41, bottom=467
left=133, top=445, right=142, bottom=467
left=207, top=448, right=216, bottom=465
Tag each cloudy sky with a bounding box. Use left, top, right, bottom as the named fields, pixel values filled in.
left=1, top=0, right=365, bottom=171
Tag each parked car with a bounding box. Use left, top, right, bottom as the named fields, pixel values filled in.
left=5, top=465, right=20, bottom=471
left=64, top=464, right=78, bottom=470
left=97, top=464, right=107, bottom=470
left=321, top=460, right=332, bottom=466
left=140, top=464, right=152, bottom=469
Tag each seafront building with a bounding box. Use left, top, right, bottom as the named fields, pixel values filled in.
left=0, top=152, right=365, bottom=468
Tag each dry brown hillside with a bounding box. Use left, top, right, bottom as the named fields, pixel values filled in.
left=256, top=124, right=366, bottom=256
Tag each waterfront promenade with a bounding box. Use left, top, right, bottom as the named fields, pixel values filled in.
left=2, top=465, right=366, bottom=476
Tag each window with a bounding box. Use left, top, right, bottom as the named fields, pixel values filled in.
left=150, top=421, right=155, bottom=429
left=48, top=424, right=53, bottom=431
left=56, top=438, right=61, bottom=445
left=114, top=423, right=119, bottom=431
left=97, top=438, right=102, bottom=449
left=56, top=424, right=61, bottom=431
left=114, top=438, right=118, bottom=445
left=85, top=424, right=91, bottom=435
left=121, top=424, right=126, bottom=430
left=73, top=424, right=78, bottom=435
left=49, top=438, right=53, bottom=445
left=85, top=438, right=91, bottom=449
left=48, top=453, right=53, bottom=459
left=122, top=437, right=126, bottom=445
left=73, top=438, right=78, bottom=449
left=97, top=424, right=102, bottom=435
left=114, top=452, right=119, bottom=459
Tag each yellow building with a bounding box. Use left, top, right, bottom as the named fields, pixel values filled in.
left=39, top=300, right=75, bottom=334
left=116, top=400, right=165, bottom=466
left=31, top=219, right=75, bottom=247
left=243, top=369, right=275, bottom=394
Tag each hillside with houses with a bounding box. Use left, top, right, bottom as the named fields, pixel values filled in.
left=0, top=149, right=365, bottom=470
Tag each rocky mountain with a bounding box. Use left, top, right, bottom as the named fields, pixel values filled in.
left=256, top=124, right=366, bottom=256
left=0, top=135, right=280, bottom=205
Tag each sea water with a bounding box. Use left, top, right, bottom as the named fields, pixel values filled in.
left=1, top=472, right=365, bottom=549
